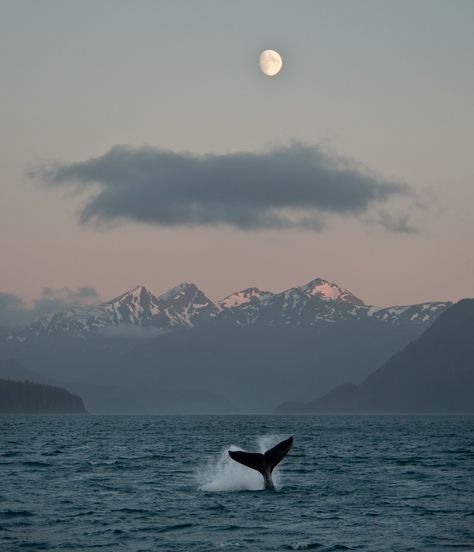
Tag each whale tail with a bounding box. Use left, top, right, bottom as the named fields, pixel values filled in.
left=228, top=436, right=293, bottom=489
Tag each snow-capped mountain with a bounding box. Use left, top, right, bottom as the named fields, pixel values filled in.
left=154, top=282, right=221, bottom=327
left=6, top=283, right=219, bottom=342
left=219, top=279, right=366, bottom=327
left=220, top=279, right=451, bottom=328
left=102, top=282, right=220, bottom=330
left=367, top=302, right=451, bottom=327
left=4, top=278, right=452, bottom=343
left=218, top=287, right=273, bottom=309
left=300, top=278, right=365, bottom=305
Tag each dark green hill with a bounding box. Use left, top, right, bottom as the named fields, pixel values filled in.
left=277, top=299, right=474, bottom=413
left=0, top=376, right=86, bottom=414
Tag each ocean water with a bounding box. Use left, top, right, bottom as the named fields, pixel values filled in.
left=1, top=415, right=473, bottom=552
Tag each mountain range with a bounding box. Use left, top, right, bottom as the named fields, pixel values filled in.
left=0, top=278, right=453, bottom=412
left=5, top=278, right=450, bottom=342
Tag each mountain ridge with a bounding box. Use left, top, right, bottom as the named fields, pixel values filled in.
left=0, top=277, right=462, bottom=413
left=3, top=277, right=452, bottom=343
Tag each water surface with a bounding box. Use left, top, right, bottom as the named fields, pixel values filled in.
left=1, top=415, right=473, bottom=551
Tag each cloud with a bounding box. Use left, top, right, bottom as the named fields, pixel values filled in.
left=374, top=210, right=417, bottom=234
left=0, top=287, right=100, bottom=328
left=36, top=143, right=413, bottom=232
left=35, top=286, right=99, bottom=316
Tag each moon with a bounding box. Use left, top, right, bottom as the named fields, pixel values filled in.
left=259, top=49, right=283, bottom=76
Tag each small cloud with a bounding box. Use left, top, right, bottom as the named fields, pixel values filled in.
left=35, top=143, right=414, bottom=232
left=42, top=286, right=98, bottom=300
left=35, top=286, right=99, bottom=316
left=0, top=287, right=100, bottom=328
left=375, top=210, right=418, bottom=234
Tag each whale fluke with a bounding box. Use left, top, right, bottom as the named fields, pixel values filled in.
left=228, top=436, right=293, bottom=490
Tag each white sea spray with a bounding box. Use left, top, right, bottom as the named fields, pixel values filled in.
left=197, top=434, right=284, bottom=491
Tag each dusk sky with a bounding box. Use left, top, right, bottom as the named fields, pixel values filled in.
left=1, top=0, right=473, bottom=311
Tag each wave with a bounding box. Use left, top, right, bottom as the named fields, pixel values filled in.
left=156, top=523, right=196, bottom=533
left=20, top=460, right=52, bottom=468
left=0, top=509, right=33, bottom=518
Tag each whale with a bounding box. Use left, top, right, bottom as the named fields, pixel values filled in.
left=228, top=436, right=293, bottom=490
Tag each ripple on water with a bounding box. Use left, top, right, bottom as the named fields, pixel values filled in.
left=0, top=509, right=34, bottom=518
left=20, top=460, right=53, bottom=468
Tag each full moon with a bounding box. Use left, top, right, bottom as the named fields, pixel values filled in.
left=259, top=49, right=283, bottom=76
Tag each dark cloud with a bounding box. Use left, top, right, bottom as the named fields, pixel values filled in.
left=0, top=287, right=100, bottom=328
left=36, top=144, right=413, bottom=231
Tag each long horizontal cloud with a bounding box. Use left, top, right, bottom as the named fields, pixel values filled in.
left=0, top=287, right=99, bottom=328
left=37, top=144, right=411, bottom=231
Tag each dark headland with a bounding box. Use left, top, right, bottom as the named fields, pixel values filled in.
left=0, top=377, right=86, bottom=414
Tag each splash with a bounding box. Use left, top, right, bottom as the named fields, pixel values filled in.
left=197, top=434, right=284, bottom=492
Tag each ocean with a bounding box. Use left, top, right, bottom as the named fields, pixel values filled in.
left=1, top=415, right=473, bottom=551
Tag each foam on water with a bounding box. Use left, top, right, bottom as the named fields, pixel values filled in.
left=197, top=434, right=284, bottom=492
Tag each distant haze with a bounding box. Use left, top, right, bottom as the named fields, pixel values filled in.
left=1, top=1, right=473, bottom=307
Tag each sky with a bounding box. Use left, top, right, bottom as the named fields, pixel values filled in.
left=1, top=0, right=473, bottom=313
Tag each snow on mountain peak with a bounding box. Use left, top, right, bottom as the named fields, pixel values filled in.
left=218, top=288, right=273, bottom=309
left=299, top=278, right=365, bottom=306
left=153, top=282, right=220, bottom=327
left=3, top=278, right=451, bottom=345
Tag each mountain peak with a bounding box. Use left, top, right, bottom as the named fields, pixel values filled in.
left=130, top=285, right=152, bottom=298
left=107, top=285, right=155, bottom=307
left=154, top=282, right=220, bottom=327
left=130, top=284, right=148, bottom=293
left=157, top=282, right=198, bottom=302
left=218, top=287, right=273, bottom=309
left=299, top=278, right=365, bottom=306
